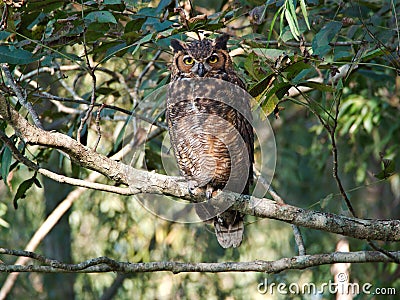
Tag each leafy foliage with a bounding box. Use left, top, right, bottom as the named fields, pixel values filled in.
left=0, top=0, right=399, bottom=298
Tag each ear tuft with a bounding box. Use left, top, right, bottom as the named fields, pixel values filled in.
left=170, top=39, right=186, bottom=53
left=214, top=34, right=230, bottom=50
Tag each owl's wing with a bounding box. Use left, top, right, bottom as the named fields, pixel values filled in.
left=234, top=76, right=255, bottom=189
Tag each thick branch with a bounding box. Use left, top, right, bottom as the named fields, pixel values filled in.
left=0, top=248, right=399, bottom=273
left=1, top=94, right=400, bottom=242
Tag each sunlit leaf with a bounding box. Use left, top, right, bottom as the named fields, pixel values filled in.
left=253, top=48, right=287, bottom=60
left=284, top=4, right=300, bottom=40
left=260, top=93, right=279, bottom=116
left=300, top=0, right=310, bottom=29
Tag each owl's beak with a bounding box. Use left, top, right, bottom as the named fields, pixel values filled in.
left=197, top=63, right=206, bottom=77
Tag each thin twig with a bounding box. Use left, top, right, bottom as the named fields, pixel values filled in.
left=77, top=45, right=97, bottom=144
left=368, top=240, right=400, bottom=264
left=0, top=3, right=8, bottom=30
left=1, top=64, right=44, bottom=129
left=54, top=63, right=83, bottom=100
left=17, top=65, right=81, bottom=81
left=133, top=50, right=162, bottom=106
left=34, top=92, right=168, bottom=129
left=12, top=69, right=84, bottom=115
left=93, top=103, right=105, bottom=151
left=329, top=45, right=368, bottom=218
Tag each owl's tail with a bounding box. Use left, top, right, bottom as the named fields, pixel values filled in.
left=214, top=211, right=244, bottom=248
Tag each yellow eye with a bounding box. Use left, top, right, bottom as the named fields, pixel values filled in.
left=208, top=55, right=219, bottom=64
left=183, top=56, right=194, bottom=65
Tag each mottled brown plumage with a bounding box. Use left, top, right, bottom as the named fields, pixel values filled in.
left=167, top=35, right=254, bottom=248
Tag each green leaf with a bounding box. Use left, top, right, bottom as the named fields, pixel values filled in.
left=13, top=177, right=35, bottom=209
left=336, top=78, right=344, bottom=92
left=375, top=159, right=396, bottom=180
left=105, top=42, right=128, bottom=58
left=362, top=111, right=373, bottom=133
left=244, top=52, right=266, bottom=80
left=131, top=33, right=153, bottom=56
left=287, top=0, right=300, bottom=29
left=0, top=46, right=38, bottom=65
left=33, top=177, right=42, bottom=188
left=253, top=48, right=287, bottom=60
left=299, top=0, right=310, bottom=29
left=27, top=0, right=64, bottom=13
left=0, top=217, right=9, bottom=228
left=85, top=11, right=117, bottom=24
left=1, top=146, right=12, bottom=184
left=320, top=193, right=334, bottom=209
left=267, top=6, right=283, bottom=46
left=0, top=202, right=9, bottom=228
left=361, top=48, right=386, bottom=61
left=279, top=4, right=285, bottom=37
left=155, top=0, right=172, bottom=13
left=263, top=81, right=292, bottom=102
left=312, top=21, right=342, bottom=56
left=261, top=93, right=279, bottom=116
left=125, top=18, right=146, bottom=33
left=284, top=0, right=300, bottom=40
left=0, top=31, right=11, bottom=40
left=104, top=0, right=122, bottom=4
left=281, top=60, right=312, bottom=81
left=298, top=81, right=335, bottom=92
left=249, top=73, right=276, bottom=97
left=254, top=80, right=292, bottom=116
left=284, top=6, right=300, bottom=40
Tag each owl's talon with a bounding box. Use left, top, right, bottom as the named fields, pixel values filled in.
left=206, top=184, right=213, bottom=200
left=188, top=180, right=198, bottom=196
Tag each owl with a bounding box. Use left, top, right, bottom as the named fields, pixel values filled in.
left=167, top=34, right=254, bottom=248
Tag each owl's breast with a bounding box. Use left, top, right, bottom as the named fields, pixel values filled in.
left=166, top=97, right=251, bottom=193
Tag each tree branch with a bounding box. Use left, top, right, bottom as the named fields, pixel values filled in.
left=1, top=94, right=400, bottom=242
left=1, top=64, right=44, bottom=129
left=0, top=248, right=399, bottom=273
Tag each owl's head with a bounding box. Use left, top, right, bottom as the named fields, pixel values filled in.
left=170, top=34, right=233, bottom=78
